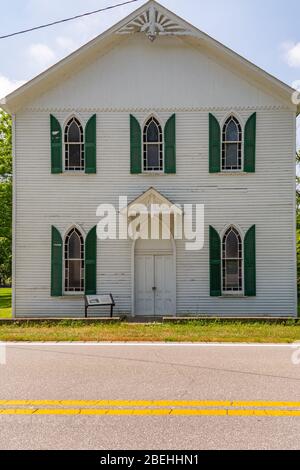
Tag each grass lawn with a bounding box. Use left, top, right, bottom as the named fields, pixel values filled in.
left=0, top=287, right=300, bottom=342
left=0, top=288, right=12, bottom=318
left=0, top=320, right=299, bottom=343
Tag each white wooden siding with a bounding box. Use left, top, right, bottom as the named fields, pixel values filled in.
left=28, top=35, right=288, bottom=111
left=13, top=35, right=297, bottom=317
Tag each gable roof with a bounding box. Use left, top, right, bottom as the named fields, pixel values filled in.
left=125, top=187, right=182, bottom=216
left=1, top=0, right=299, bottom=113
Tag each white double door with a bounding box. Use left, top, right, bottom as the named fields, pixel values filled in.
left=135, top=254, right=175, bottom=316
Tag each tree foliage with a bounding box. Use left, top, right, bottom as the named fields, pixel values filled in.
left=0, top=110, right=12, bottom=285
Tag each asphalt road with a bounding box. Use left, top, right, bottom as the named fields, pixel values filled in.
left=0, top=342, right=300, bottom=450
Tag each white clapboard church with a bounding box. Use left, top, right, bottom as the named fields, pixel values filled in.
left=1, top=0, right=299, bottom=318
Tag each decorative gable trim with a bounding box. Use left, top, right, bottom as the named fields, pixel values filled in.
left=24, top=105, right=290, bottom=113
left=116, top=4, right=196, bottom=41
left=1, top=1, right=298, bottom=113
left=124, top=187, right=182, bottom=216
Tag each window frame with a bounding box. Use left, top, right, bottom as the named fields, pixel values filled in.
left=64, top=227, right=85, bottom=295
left=142, top=116, right=164, bottom=174
left=64, top=116, right=85, bottom=173
left=221, top=115, right=243, bottom=173
left=222, top=226, right=244, bottom=295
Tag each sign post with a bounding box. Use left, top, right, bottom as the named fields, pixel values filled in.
left=84, top=294, right=115, bottom=318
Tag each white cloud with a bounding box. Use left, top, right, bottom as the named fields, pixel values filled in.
left=0, top=75, right=26, bottom=99
left=281, top=41, right=300, bottom=68
left=28, top=43, right=56, bottom=68
left=58, top=2, right=139, bottom=47
left=55, top=36, right=77, bottom=53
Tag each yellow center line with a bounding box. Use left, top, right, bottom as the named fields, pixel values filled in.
left=0, top=400, right=300, bottom=417
left=228, top=409, right=300, bottom=417
left=232, top=401, right=300, bottom=408
left=0, top=408, right=300, bottom=417
left=1, top=400, right=300, bottom=408
left=0, top=400, right=232, bottom=407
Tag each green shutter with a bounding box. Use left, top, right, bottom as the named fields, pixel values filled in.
left=244, top=113, right=256, bottom=173
left=130, top=115, right=142, bottom=174
left=209, top=226, right=221, bottom=296
left=85, top=114, right=97, bottom=174
left=50, top=115, right=62, bottom=174
left=164, top=114, right=176, bottom=174
left=51, top=226, right=63, bottom=297
left=85, top=226, right=97, bottom=295
left=209, top=113, right=221, bottom=173
left=244, top=225, right=256, bottom=296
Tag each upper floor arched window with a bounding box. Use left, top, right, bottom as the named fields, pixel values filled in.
left=222, top=226, right=242, bottom=293
left=143, top=117, right=163, bottom=172
left=64, top=227, right=84, bottom=293
left=222, top=116, right=242, bottom=171
left=64, top=117, right=84, bottom=171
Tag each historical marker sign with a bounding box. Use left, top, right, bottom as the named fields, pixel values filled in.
left=84, top=294, right=115, bottom=318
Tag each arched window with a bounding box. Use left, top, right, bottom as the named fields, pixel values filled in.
left=64, top=228, right=84, bottom=293
left=64, top=117, right=84, bottom=171
left=222, top=116, right=242, bottom=171
left=222, top=226, right=242, bottom=292
left=143, top=117, right=163, bottom=172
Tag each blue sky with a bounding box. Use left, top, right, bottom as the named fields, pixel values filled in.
left=1, top=0, right=299, bottom=146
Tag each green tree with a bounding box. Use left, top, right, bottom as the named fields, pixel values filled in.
left=0, top=110, right=12, bottom=176
left=0, top=110, right=12, bottom=286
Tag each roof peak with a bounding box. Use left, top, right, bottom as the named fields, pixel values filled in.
left=1, top=0, right=298, bottom=113
left=116, top=0, right=196, bottom=41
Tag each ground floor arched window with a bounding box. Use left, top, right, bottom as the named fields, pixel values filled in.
left=222, top=226, right=242, bottom=292
left=64, top=228, right=84, bottom=293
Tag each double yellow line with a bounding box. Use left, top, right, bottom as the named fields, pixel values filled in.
left=0, top=400, right=300, bottom=416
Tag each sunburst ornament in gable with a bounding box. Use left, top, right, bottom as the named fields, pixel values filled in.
left=116, top=5, right=195, bottom=42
